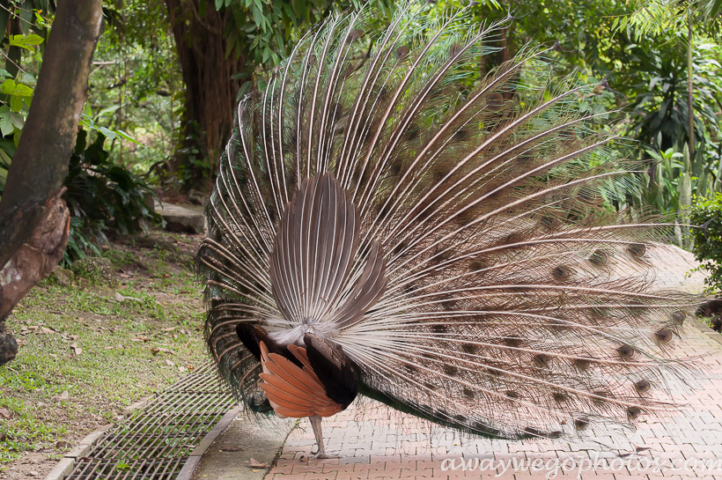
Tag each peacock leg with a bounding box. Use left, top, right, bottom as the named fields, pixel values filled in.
left=309, top=415, right=337, bottom=459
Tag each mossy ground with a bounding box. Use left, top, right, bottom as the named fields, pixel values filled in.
left=0, top=231, right=208, bottom=479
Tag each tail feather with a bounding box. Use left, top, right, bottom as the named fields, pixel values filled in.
left=197, top=3, right=702, bottom=440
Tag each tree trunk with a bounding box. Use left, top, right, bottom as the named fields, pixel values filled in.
left=0, top=0, right=103, bottom=365
left=687, top=7, right=695, bottom=160
left=163, top=0, right=249, bottom=191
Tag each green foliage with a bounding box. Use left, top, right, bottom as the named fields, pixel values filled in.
left=641, top=147, right=692, bottom=215
left=215, top=0, right=395, bottom=68
left=90, top=0, right=179, bottom=176
left=62, top=128, right=162, bottom=265
left=689, top=192, right=722, bottom=292
left=622, top=34, right=722, bottom=175
left=0, top=2, right=55, bottom=200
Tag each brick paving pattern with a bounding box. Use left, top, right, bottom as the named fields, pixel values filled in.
left=267, top=247, right=722, bottom=480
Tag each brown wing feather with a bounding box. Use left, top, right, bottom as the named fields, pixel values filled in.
left=258, top=342, right=342, bottom=418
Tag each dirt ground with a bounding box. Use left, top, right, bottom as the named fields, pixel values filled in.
left=0, top=230, right=208, bottom=479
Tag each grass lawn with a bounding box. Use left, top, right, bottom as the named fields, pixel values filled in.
left=0, top=231, right=208, bottom=479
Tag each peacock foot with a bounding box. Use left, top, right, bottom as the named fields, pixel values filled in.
left=311, top=450, right=340, bottom=460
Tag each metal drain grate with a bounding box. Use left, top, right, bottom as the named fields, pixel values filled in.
left=63, top=362, right=236, bottom=480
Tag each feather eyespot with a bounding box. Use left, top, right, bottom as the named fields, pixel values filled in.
left=551, top=265, right=574, bottom=281
left=592, top=390, right=612, bottom=404
left=540, top=215, right=558, bottom=230
left=396, top=46, right=410, bottom=60
left=348, top=28, right=362, bottom=42
left=627, top=406, right=642, bottom=420
left=628, top=243, right=647, bottom=258
left=468, top=259, right=486, bottom=272
left=573, top=357, right=592, bottom=370
left=440, top=296, right=458, bottom=311
left=635, top=379, right=651, bottom=394
left=655, top=328, right=673, bottom=344
left=552, top=392, right=567, bottom=403
left=431, top=324, right=448, bottom=334
left=617, top=344, right=636, bottom=360
left=486, top=92, right=504, bottom=112
left=588, top=249, right=608, bottom=266
left=533, top=354, right=550, bottom=368
left=404, top=124, right=420, bottom=141
left=671, top=310, right=686, bottom=325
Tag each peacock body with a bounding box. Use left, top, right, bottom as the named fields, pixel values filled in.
left=197, top=4, right=700, bottom=457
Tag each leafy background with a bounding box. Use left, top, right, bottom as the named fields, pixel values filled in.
left=0, top=0, right=720, bottom=276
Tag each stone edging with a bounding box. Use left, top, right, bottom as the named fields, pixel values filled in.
left=43, top=424, right=113, bottom=480
left=175, top=406, right=243, bottom=480
left=43, top=402, right=242, bottom=480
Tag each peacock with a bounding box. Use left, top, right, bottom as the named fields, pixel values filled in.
left=197, top=4, right=700, bottom=459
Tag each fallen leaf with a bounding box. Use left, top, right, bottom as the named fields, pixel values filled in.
left=162, top=327, right=176, bottom=332
left=49, top=353, right=58, bottom=359
left=248, top=458, right=269, bottom=468
left=70, top=343, right=82, bottom=355
left=165, top=359, right=175, bottom=367
left=55, top=441, right=70, bottom=449
left=69, top=335, right=79, bottom=341
left=54, top=391, right=69, bottom=401
left=115, top=292, right=143, bottom=303
left=104, top=346, right=114, bottom=350
left=178, top=366, right=187, bottom=373
left=28, top=325, right=38, bottom=331
left=0, top=408, right=12, bottom=419
left=40, top=327, right=56, bottom=334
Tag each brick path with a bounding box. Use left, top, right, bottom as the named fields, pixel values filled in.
left=268, top=324, right=722, bottom=480
left=266, top=247, right=722, bottom=480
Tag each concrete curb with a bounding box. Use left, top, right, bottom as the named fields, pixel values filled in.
left=176, top=406, right=242, bottom=480
left=43, top=424, right=113, bottom=480
left=43, top=393, right=157, bottom=480
left=42, top=405, right=242, bottom=480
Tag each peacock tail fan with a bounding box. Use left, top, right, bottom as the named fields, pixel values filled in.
left=196, top=3, right=703, bottom=440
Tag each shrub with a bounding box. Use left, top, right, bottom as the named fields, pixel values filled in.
left=689, top=192, right=722, bottom=293
left=62, top=128, right=162, bottom=265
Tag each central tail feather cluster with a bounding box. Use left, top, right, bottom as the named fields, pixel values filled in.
left=197, top=2, right=701, bottom=452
